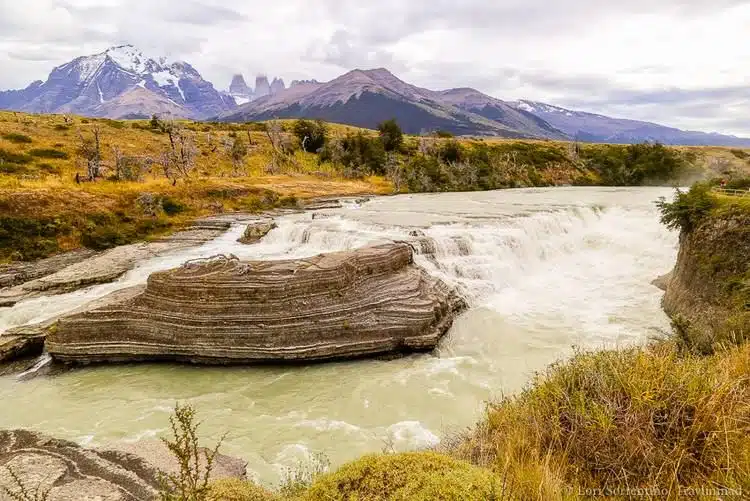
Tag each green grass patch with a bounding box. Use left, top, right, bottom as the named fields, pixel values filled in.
left=28, top=148, right=69, bottom=160
left=0, top=148, right=33, bottom=165
left=1, top=132, right=33, bottom=144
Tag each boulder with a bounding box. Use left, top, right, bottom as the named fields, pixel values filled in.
left=237, top=220, right=277, bottom=244
left=0, top=430, right=247, bottom=501
left=47, top=242, right=465, bottom=364
left=0, top=429, right=160, bottom=501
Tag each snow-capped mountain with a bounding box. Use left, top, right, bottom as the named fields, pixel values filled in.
left=0, top=45, right=234, bottom=119
left=511, top=100, right=750, bottom=147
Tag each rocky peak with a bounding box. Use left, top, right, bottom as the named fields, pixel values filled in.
left=255, top=75, right=271, bottom=98
left=229, top=74, right=251, bottom=95
left=270, top=77, right=286, bottom=94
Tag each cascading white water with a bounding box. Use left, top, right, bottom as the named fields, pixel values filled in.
left=0, top=187, right=677, bottom=484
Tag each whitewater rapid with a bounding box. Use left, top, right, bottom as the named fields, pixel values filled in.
left=0, top=187, right=678, bottom=484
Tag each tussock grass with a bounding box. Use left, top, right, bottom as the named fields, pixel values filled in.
left=446, top=341, right=750, bottom=500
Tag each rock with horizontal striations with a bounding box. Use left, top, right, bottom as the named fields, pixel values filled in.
left=46, top=242, right=465, bottom=364
left=237, top=220, right=277, bottom=244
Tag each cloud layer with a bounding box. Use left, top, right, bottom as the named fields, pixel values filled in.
left=1, top=0, right=748, bottom=135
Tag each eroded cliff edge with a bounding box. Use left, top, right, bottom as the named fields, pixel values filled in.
left=46, top=242, right=466, bottom=364
left=659, top=188, right=750, bottom=353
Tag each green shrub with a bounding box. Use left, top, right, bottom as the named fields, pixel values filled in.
left=0, top=148, right=33, bottom=165
left=377, top=119, right=404, bottom=152
left=321, top=132, right=386, bottom=176
left=207, top=479, right=277, bottom=501
left=28, top=148, right=69, bottom=160
left=80, top=212, right=170, bottom=250
left=161, top=197, right=187, bottom=216
left=304, top=452, right=499, bottom=501
left=101, top=118, right=126, bottom=129
left=656, top=182, right=716, bottom=233
left=730, top=149, right=749, bottom=160
left=582, top=142, right=687, bottom=185
left=292, top=119, right=328, bottom=153
left=53, top=124, right=70, bottom=131
left=725, top=177, right=750, bottom=190
left=0, top=163, right=32, bottom=175
left=1, top=132, right=33, bottom=144
left=0, top=216, right=63, bottom=260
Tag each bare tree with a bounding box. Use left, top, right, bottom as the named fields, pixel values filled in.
left=385, top=152, right=403, bottom=193
left=112, top=146, right=145, bottom=181
left=264, top=119, right=296, bottom=174
left=165, top=124, right=198, bottom=178
left=77, top=127, right=102, bottom=180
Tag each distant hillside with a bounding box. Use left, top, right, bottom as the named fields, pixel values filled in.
left=219, top=69, right=567, bottom=140
left=512, top=100, right=750, bottom=147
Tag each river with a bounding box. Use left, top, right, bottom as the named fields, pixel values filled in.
left=0, top=187, right=678, bottom=485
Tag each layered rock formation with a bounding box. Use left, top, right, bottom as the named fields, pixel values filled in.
left=47, top=242, right=465, bottom=364
left=660, top=206, right=750, bottom=353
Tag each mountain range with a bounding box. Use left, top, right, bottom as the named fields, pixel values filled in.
left=1, top=45, right=748, bottom=146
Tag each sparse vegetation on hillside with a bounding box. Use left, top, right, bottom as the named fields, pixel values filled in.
left=0, top=112, right=748, bottom=262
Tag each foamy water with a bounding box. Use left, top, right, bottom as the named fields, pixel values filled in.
left=0, top=187, right=677, bottom=484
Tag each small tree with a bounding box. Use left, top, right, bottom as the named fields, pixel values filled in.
left=76, top=126, right=102, bottom=180
left=292, top=119, right=328, bottom=153
left=166, top=125, right=198, bottom=178
left=378, top=119, right=403, bottom=152
left=158, top=404, right=225, bottom=501
left=227, top=136, right=248, bottom=176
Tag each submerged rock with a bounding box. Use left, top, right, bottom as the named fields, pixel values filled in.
left=238, top=220, right=277, bottom=244
left=47, top=242, right=465, bottom=365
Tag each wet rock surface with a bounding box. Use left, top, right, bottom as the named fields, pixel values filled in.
left=47, top=242, right=466, bottom=365
left=0, top=222, right=231, bottom=308
left=238, top=220, right=277, bottom=244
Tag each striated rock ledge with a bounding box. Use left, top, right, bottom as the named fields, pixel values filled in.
left=47, top=242, right=466, bottom=365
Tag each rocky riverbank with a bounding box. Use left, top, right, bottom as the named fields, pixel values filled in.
left=657, top=188, right=750, bottom=353
left=0, top=429, right=246, bottom=501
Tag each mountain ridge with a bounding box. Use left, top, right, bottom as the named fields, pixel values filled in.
left=219, top=68, right=567, bottom=139
left=1, top=46, right=748, bottom=145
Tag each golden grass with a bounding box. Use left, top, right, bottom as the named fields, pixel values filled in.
left=445, top=341, right=750, bottom=500
left=0, top=112, right=393, bottom=261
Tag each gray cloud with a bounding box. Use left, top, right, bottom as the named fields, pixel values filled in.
left=0, top=0, right=747, bottom=135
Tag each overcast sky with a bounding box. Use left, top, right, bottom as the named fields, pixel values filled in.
left=1, top=0, right=748, bottom=135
